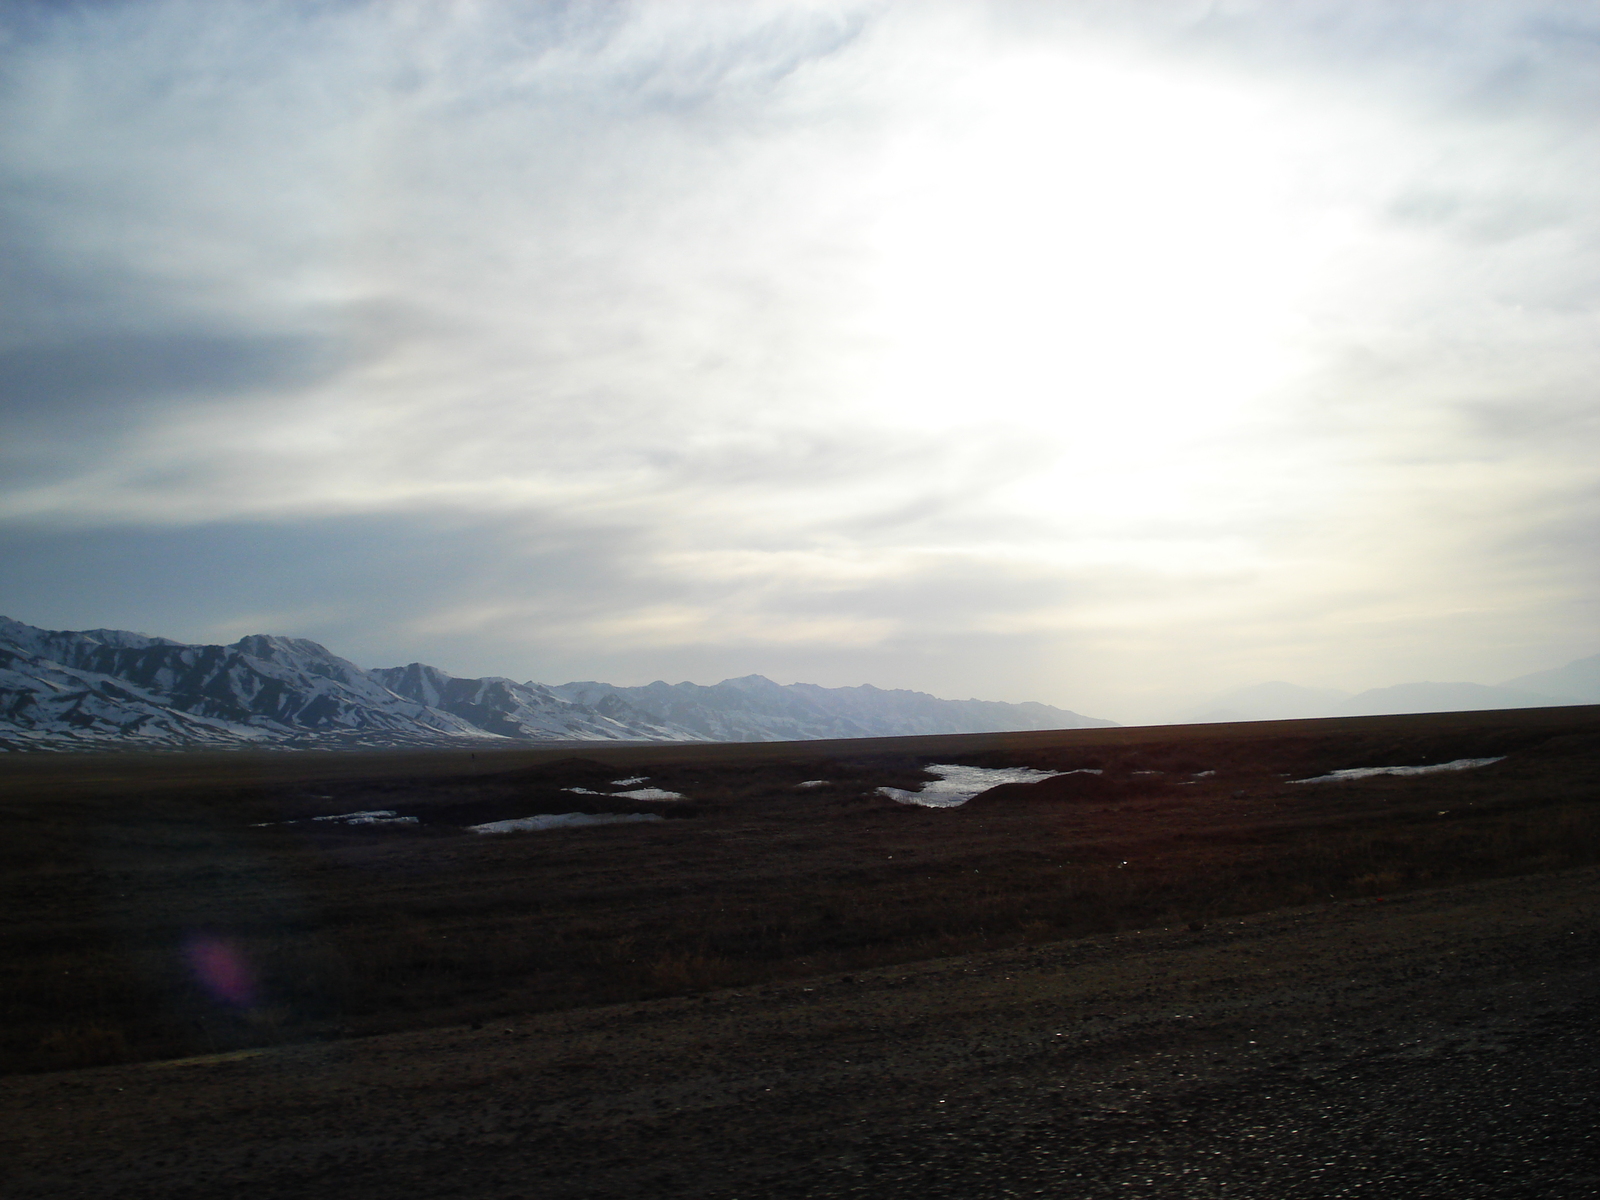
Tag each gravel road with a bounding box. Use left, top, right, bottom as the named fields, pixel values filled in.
left=6, top=865, right=1598, bottom=1199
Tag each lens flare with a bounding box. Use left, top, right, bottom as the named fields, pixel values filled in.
left=184, top=935, right=256, bottom=1009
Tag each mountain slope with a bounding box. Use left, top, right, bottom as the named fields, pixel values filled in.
left=369, top=663, right=699, bottom=743
left=1182, top=667, right=1592, bottom=724
left=1338, top=680, right=1579, bottom=717
left=1500, top=654, right=1600, bottom=703
left=1183, top=681, right=1355, bottom=723
left=0, top=616, right=493, bottom=749
left=550, top=674, right=1115, bottom=743
left=0, top=617, right=1113, bottom=750
left=0, top=642, right=275, bottom=749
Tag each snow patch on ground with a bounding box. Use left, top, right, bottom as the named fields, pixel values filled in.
left=468, top=812, right=666, bottom=834
left=610, top=776, right=649, bottom=787
left=253, top=810, right=419, bottom=827
left=877, top=764, right=1067, bottom=808
left=795, top=780, right=829, bottom=789
left=612, top=787, right=686, bottom=801
left=312, top=810, right=403, bottom=823
left=1292, top=757, right=1505, bottom=784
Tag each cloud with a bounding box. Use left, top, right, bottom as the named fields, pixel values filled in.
left=1, top=330, right=345, bottom=422
left=0, top=0, right=1596, bottom=720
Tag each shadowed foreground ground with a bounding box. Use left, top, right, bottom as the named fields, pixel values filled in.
left=4, top=864, right=1598, bottom=1198
left=7, top=706, right=1600, bottom=1075
left=4, top=707, right=1598, bottom=1195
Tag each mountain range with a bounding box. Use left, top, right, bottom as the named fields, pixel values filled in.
left=1184, top=657, right=1600, bottom=724
left=0, top=616, right=1115, bottom=751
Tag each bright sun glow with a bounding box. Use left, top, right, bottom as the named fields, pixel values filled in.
left=862, top=48, right=1344, bottom=521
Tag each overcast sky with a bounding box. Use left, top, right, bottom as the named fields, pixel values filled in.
left=1, top=0, right=1596, bottom=722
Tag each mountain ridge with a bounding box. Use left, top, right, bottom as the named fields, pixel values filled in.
left=1182, top=659, right=1598, bottom=723
left=0, top=616, right=1115, bottom=751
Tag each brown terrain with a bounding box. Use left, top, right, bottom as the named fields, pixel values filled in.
left=3, top=705, right=1598, bottom=1197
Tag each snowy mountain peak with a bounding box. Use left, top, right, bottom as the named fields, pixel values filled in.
left=228, top=633, right=370, bottom=681
left=1, top=615, right=177, bottom=657
left=230, top=632, right=341, bottom=659
left=721, top=674, right=782, bottom=692
left=0, top=618, right=1116, bottom=751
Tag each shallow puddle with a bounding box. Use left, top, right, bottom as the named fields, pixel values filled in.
left=876, top=763, right=1071, bottom=808
left=468, top=812, right=666, bottom=834
left=1291, top=756, right=1504, bottom=784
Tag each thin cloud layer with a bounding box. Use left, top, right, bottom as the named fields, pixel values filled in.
left=0, top=1, right=1595, bottom=722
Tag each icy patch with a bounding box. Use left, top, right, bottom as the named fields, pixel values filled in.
left=1291, top=757, right=1505, bottom=784
left=562, top=787, right=605, bottom=795
left=795, top=780, right=829, bottom=789
left=469, top=812, right=665, bottom=834
left=610, top=776, right=648, bottom=787
left=612, top=787, right=685, bottom=801
left=313, top=810, right=403, bottom=823
left=253, top=809, right=419, bottom=827
left=877, top=764, right=1068, bottom=808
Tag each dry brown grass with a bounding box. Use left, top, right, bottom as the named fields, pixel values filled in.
left=3, top=706, right=1596, bottom=1073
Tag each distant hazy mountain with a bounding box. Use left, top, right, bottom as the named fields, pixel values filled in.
left=548, top=674, right=1116, bottom=743
left=1185, top=681, right=1354, bottom=723
left=1499, top=654, right=1600, bottom=703
left=1184, top=658, right=1594, bottom=724
left=1337, top=680, right=1577, bottom=717
left=0, top=616, right=1113, bottom=751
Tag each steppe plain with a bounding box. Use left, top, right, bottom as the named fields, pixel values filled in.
left=4, top=705, right=1599, bottom=1197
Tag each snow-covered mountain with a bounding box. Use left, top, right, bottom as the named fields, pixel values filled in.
left=366, top=663, right=691, bottom=742
left=0, top=617, right=491, bottom=750
left=0, top=617, right=1113, bottom=751
left=548, top=674, right=1114, bottom=742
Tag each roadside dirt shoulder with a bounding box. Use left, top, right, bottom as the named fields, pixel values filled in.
left=7, top=863, right=1600, bottom=1198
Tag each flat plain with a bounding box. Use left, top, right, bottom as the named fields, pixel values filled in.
left=3, top=705, right=1598, bottom=1196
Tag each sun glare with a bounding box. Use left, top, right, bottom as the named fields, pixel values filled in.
left=861, top=47, right=1340, bottom=515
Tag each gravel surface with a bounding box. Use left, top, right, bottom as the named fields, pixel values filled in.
left=5, top=865, right=1598, bottom=1199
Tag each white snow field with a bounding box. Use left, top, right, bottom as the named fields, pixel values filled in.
left=876, top=764, right=1068, bottom=808
left=468, top=812, right=666, bottom=834
left=1291, top=757, right=1505, bottom=784
left=253, top=809, right=421, bottom=827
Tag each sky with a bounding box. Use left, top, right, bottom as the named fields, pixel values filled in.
left=1, top=0, right=1596, bottom=724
